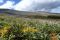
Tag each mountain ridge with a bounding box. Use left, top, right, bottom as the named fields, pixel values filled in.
left=0, top=9, right=60, bottom=19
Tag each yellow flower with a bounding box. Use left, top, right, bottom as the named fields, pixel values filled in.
left=22, top=27, right=38, bottom=33
left=0, top=29, right=8, bottom=37
left=0, top=26, right=11, bottom=37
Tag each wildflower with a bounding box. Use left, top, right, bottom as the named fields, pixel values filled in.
left=0, top=26, right=11, bottom=37
left=22, top=27, right=38, bottom=33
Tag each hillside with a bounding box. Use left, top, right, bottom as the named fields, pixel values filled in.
left=0, top=9, right=60, bottom=40
left=0, top=9, right=60, bottom=19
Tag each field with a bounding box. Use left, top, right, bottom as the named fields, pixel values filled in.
left=0, top=14, right=60, bottom=40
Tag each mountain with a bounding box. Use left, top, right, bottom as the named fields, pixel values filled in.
left=0, top=9, right=60, bottom=19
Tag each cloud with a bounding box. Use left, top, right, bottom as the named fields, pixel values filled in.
left=51, top=7, right=60, bottom=13
left=0, top=0, right=60, bottom=13
left=14, top=0, right=34, bottom=11
left=0, top=1, right=14, bottom=9
left=14, top=0, right=60, bottom=12
left=32, top=1, right=60, bottom=11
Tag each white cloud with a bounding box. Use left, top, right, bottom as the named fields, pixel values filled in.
left=0, top=1, right=14, bottom=9
left=14, top=0, right=34, bottom=11
left=0, top=0, right=60, bottom=13
left=14, top=0, right=60, bottom=12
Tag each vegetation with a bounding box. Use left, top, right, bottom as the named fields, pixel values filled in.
left=0, top=14, right=60, bottom=40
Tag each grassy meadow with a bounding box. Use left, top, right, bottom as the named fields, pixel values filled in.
left=0, top=14, right=60, bottom=40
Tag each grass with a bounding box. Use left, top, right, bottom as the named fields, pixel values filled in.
left=0, top=14, right=60, bottom=40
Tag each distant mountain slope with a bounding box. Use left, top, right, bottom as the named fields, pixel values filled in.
left=0, top=9, right=50, bottom=15
left=0, top=9, right=60, bottom=19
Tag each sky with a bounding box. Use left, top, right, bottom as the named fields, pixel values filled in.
left=0, top=0, right=60, bottom=13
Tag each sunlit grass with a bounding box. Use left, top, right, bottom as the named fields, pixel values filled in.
left=22, top=27, right=38, bottom=33
left=0, top=14, right=60, bottom=40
